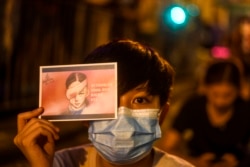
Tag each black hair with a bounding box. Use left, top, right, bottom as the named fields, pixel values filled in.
left=66, top=72, right=87, bottom=89
left=204, top=60, right=241, bottom=89
left=83, top=39, right=174, bottom=106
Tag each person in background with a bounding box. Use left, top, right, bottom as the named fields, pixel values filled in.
left=160, top=60, right=250, bottom=167
left=228, top=15, right=250, bottom=101
left=13, top=39, right=194, bottom=167
left=65, top=72, right=89, bottom=115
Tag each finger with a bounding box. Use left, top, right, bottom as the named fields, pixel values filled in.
left=15, top=126, right=57, bottom=151
left=19, top=118, right=60, bottom=141
left=14, top=120, right=60, bottom=148
left=17, top=108, right=44, bottom=132
left=25, top=125, right=59, bottom=144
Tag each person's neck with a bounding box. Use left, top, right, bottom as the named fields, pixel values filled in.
left=69, top=103, right=86, bottom=112
left=96, top=150, right=154, bottom=167
left=210, top=104, right=233, bottom=115
left=206, top=103, right=234, bottom=128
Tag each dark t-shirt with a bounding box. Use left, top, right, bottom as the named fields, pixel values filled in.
left=172, top=95, right=250, bottom=161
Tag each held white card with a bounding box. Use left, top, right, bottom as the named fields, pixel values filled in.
left=39, top=62, right=117, bottom=121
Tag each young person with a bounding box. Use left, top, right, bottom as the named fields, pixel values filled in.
left=228, top=15, right=250, bottom=101
left=65, top=72, right=89, bottom=115
left=161, top=60, right=250, bottom=167
left=14, top=39, right=194, bottom=167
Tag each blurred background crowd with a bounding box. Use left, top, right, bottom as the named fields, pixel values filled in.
left=0, top=0, right=250, bottom=166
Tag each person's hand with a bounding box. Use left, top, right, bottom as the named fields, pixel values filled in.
left=212, top=153, right=239, bottom=167
left=191, top=152, right=216, bottom=167
left=14, top=108, right=60, bottom=167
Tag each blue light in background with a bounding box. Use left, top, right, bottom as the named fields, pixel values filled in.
left=170, top=6, right=186, bottom=25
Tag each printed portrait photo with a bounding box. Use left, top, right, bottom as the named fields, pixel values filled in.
left=39, top=63, right=117, bottom=121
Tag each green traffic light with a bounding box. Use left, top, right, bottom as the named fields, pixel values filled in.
left=170, top=6, right=186, bottom=25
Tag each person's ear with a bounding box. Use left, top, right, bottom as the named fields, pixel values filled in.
left=159, top=102, right=169, bottom=125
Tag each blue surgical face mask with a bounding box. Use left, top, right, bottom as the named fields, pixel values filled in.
left=88, top=107, right=161, bottom=165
